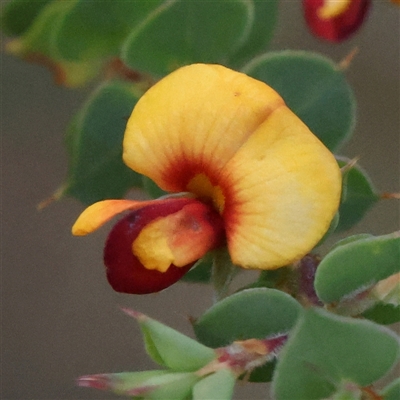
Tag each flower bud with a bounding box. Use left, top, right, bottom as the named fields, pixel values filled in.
left=303, top=0, right=371, bottom=42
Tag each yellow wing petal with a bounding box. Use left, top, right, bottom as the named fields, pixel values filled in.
left=123, top=63, right=283, bottom=194
left=132, top=200, right=224, bottom=272
left=72, top=198, right=185, bottom=236
left=220, top=106, right=342, bottom=270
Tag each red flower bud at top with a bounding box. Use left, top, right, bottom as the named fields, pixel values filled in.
left=303, top=0, right=371, bottom=42
left=104, top=198, right=225, bottom=294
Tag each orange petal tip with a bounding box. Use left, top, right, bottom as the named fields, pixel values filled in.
left=72, top=199, right=144, bottom=236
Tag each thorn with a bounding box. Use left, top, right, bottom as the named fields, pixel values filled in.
left=263, top=334, right=288, bottom=355
left=381, top=192, right=400, bottom=200
left=105, top=58, right=142, bottom=82
left=340, top=156, right=360, bottom=174
left=76, top=374, right=111, bottom=390
left=37, top=195, right=57, bottom=211
left=187, top=314, right=197, bottom=326
left=120, top=307, right=145, bottom=320
left=338, top=47, right=359, bottom=70
left=361, top=385, right=383, bottom=400
left=37, top=186, right=64, bottom=210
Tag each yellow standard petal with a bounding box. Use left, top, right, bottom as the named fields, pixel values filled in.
left=123, top=63, right=284, bottom=196
left=220, top=106, right=341, bottom=270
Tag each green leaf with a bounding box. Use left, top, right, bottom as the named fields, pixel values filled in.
left=229, top=0, right=279, bottom=67
left=4, top=0, right=102, bottom=87
left=181, top=253, right=213, bottom=284
left=242, top=51, right=356, bottom=151
left=336, top=157, right=380, bottom=231
left=363, top=303, right=400, bottom=325
left=125, top=310, right=215, bottom=372
left=55, top=0, right=163, bottom=61
left=4, top=0, right=72, bottom=56
left=193, top=369, right=236, bottom=400
left=194, top=288, right=301, bottom=348
left=315, top=232, right=400, bottom=304
left=211, top=249, right=238, bottom=301
left=121, top=0, right=253, bottom=77
left=78, top=370, right=170, bottom=395
left=246, top=360, right=276, bottom=383
left=329, top=233, right=373, bottom=251
left=62, top=80, right=143, bottom=204
left=315, top=212, right=340, bottom=247
left=329, top=382, right=363, bottom=400
left=380, top=378, right=400, bottom=400
left=272, top=308, right=400, bottom=400
left=248, top=267, right=292, bottom=290
left=137, top=372, right=198, bottom=400
left=86, top=371, right=198, bottom=400
left=0, top=0, right=52, bottom=36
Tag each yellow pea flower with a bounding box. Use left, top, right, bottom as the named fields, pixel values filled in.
left=72, top=64, right=341, bottom=294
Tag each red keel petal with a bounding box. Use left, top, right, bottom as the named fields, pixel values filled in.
left=103, top=198, right=224, bottom=294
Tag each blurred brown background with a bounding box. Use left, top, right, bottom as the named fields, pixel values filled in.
left=1, top=2, right=399, bottom=399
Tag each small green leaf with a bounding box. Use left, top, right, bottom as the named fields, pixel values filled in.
left=363, top=303, right=400, bottom=325
left=0, top=0, right=52, bottom=36
left=211, top=249, right=238, bottom=301
left=315, top=212, right=340, bottom=247
left=84, top=371, right=198, bottom=400
left=121, top=0, right=253, bottom=77
left=62, top=80, right=143, bottom=204
left=272, top=308, right=400, bottom=400
left=329, top=233, right=373, bottom=251
left=77, top=370, right=169, bottom=395
left=315, top=232, right=400, bottom=304
left=380, top=377, right=400, bottom=400
left=55, top=0, right=163, bottom=61
left=125, top=310, right=215, bottom=372
left=243, top=51, right=356, bottom=151
left=4, top=0, right=71, bottom=56
left=248, top=267, right=292, bottom=290
left=329, top=382, right=363, bottom=400
left=181, top=253, right=213, bottom=284
left=246, top=360, right=276, bottom=383
left=336, top=158, right=380, bottom=231
left=138, top=372, right=198, bottom=400
left=229, top=0, right=279, bottom=67
left=4, top=0, right=102, bottom=87
left=194, top=288, right=301, bottom=348
left=193, top=369, right=236, bottom=400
